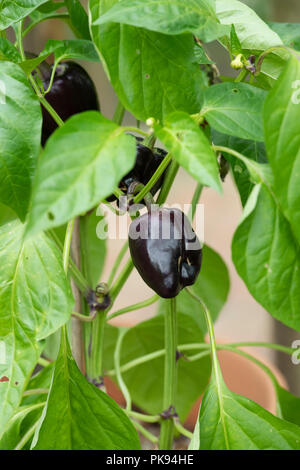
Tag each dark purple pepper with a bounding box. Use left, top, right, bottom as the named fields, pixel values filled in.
left=129, top=208, right=202, bottom=298
left=41, top=61, right=100, bottom=145
left=107, top=143, right=169, bottom=203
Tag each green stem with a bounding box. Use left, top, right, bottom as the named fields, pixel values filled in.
left=123, top=126, right=149, bottom=138
left=125, top=410, right=161, bottom=423
left=15, top=420, right=40, bottom=450
left=72, top=311, right=97, bottom=323
left=114, top=329, right=131, bottom=410
left=234, top=68, right=248, bottom=82
left=110, top=259, right=134, bottom=301
left=107, top=241, right=129, bottom=287
left=159, top=298, right=177, bottom=450
left=188, top=183, right=203, bottom=221
left=48, top=230, right=90, bottom=293
left=23, top=388, right=49, bottom=397
left=113, top=100, right=126, bottom=125
left=132, top=421, right=159, bottom=444
left=38, top=356, right=51, bottom=367
left=107, top=294, right=159, bottom=321
left=133, top=153, right=172, bottom=204
left=90, top=311, right=106, bottom=381
left=174, top=419, right=193, bottom=439
left=156, top=161, right=179, bottom=205
left=63, top=220, right=75, bottom=274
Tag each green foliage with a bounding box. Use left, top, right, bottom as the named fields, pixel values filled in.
left=0, top=61, right=42, bottom=220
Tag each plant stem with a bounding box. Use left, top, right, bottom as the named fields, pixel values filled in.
left=159, top=298, right=177, bottom=450
left=174, top=419, right=193, bottom=439
left=132, top=421, right=159, bottom=444
left=156, top=161, right=179, bottom=205
left=125, top=410, right=161, bottom=423
left=71, top=218, right=85, bottom=372
left=38, top=356, right=51, bottom=367
left=90, top=311, right=106, bottom=382
left=63, top=220, right=75, bottom=274
left=123, top=126, right=149, bottom=138
left=15, top=420, right=40, bottom=450
left=188, top=183, right=203, bottom=221
left=113, top=101, right=126, bottom=125
left=107, top=294, right=159, bottom=321
left=114, top=329, right=131, bottom=410
left=48, top=230, right=90, bottom=293
left=107, top=241, right=129, bottom=287
left=133, top=153, right=173, bottom=204
left=23, top=388, right=49, bottom=397
left=234, top=68, right=248, bottom=82
left=110, top=259, right=134, bottom=301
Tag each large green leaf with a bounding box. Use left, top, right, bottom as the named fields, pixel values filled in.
left=93, top=0, right=227, bottom=43
left=119, top=313, right=211, bottom=421
left=232, top=184, right=300, bottom=331
left=269, top=23, right=300, bottom=51
left=0, top=219, right=74, bottom=434
left=201, top=82, right=267, bottom=141
left=212, top=130, right=267, bottom=206
left=0, top=0, right=48, bottom=29
left=65, top=0, right=91, bottom=39
left=276, top=385, right=300, bottom=428
left=199, top=373, right=300, bottom=449
left=89, top=0, right=208, bottom=122
left=264, top=56, right=300, bottom=246
left=175, top=245, right=230, bottom=333
left=31, top=334, right=141, bottom=450
left=0, top=38, right=21, bottom=62
left=26, top=112, right=136, bottom=237
left=154, top=112, right=222, bottom=193
left=216, top=0, right=282, bottom=52
left=0, top=61, right=42, bottom=221
left=20, top=39, right=99, bottom=76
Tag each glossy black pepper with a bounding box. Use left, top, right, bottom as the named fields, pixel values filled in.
left=129, top=208, right=202, bottom=298
left=107, top=142, right=169, bottom=203
left=41, top=61, right=100, bottom=145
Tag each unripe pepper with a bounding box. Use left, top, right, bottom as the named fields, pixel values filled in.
left=41, top=61, right=100, bottom=145
left=129, top=208, right=202, bottom=298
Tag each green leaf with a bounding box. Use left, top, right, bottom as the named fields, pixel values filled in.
left=276, top=385, right=300, bottom=427
left=119, top=313, right=211, bottom=421
left=201, top=82, right=267, bottom=141
left=269, top=23, right=300, bottom=51
left=199, top=373, right=300, bottom=449
left=232, top=184, right=300, bottom=331
left=65, top=0, right=91, bottom=40
left=24, top=1, right=69, bottom=36
left=0, top=38, right=21, bottom=62
left=212, top=130, right=267, bottom=206
left=264, top=56, right=300, bottom=246
left=154, top=112, right=222, bottom=193
left=175, top=245, right=230, bottom=333
left=0, top=403, right=45, bottom=450
left=20, top=39, right=99, bottom=76
left=25, top=112, right=136, bottom=237
left=230, top=24, right=242, bottom=56
left=22, top=363, right=54, bottom=406
left=93, top=0, right=227, bottom=43
left=80, top=208, right=106, bottom=289
left=31, top=334, right=141, bottom=450
left=0, top=218, right=74, bottom=434
left=0, top=61, right=42, bottom=221
left=89, top=0, right=208, bottom=122
left=216, top=0, right=282, bottom=52
left=0, top=0, right=49, bottom=30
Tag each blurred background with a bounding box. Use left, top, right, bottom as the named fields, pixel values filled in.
left=21, top=0, right=300, bottom=404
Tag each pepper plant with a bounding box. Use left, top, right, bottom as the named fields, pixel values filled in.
left=1, top=0, right=300, bottom=451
